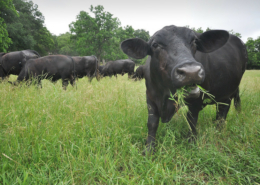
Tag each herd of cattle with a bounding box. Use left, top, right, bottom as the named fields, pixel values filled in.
left=0, top=51, right=138, bottom=89
left=0, top=25, right=248, bottom=153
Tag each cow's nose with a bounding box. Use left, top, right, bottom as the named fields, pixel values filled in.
left=171, top=63, right=205, bottom=88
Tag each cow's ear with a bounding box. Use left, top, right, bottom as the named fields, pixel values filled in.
left=196, top=30, right=229, bottom=53
left=121, top=38, right=151, bottom=59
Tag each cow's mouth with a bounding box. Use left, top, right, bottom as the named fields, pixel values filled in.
left=182, top=84, right=200, bottom=99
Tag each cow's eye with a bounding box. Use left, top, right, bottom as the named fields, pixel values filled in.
left=152, top=43, right=158, bottom=48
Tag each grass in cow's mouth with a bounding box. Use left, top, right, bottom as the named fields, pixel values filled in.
left=169, top=86, right=192, bottom=131
left=197, top=85, right=229, bottom=110
left=169, top=85, right=228, bottom=131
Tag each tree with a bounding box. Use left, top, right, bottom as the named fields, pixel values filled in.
left=5, top=0, right=54, bottom=55
left=33, top=27, right=54, bottom=56
left=134, top=29, right=150, bottom=41
left=69, top=5, right=150, bottom=64
left=246, top=37, right=260, bottom=69
left=57, top=32, right=78, bottom=56
left=0, top=0, right=18, bottom=52
left=105, top=25, right=135, bottom=61
left=69, top=5, right=121, bottom=62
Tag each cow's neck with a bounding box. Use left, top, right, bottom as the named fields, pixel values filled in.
left=148, top=61, right=176, bottom=121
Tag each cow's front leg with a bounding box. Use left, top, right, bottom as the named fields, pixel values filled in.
left=216, top=99, right=231, bottom=121
left=62, top=79, right=68, bottom=90
left=187, top=104, right=203, bottom=140
left=215, top=98, right=231, bottom=129
left=146, top=113, right=159, bottom=153
left=144, top=99, right=159, bottom=154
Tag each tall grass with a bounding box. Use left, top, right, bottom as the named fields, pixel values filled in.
left=0, top=71, right=260, bottom=184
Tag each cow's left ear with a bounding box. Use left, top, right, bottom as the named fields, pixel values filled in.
left=196, top=30, right=229, bottom=53
left=121, top=38, right=151, bottom=59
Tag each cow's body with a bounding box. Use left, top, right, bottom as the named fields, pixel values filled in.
left=121, top=25, right=247, bottom=152
left=72, top=56, right=99, bottom=82
left=99, top=59, right=135, bottom=77
left=0, top=50, right=40, bottom=79
left=15, top=55, right=98, bottom=89
left=132, top=65, right=144, bottom=80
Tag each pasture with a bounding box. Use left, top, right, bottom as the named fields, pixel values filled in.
left=0, top=70, right=260, bottom=184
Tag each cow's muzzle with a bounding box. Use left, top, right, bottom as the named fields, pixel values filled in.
left=171, top=62, right=205, bottom=89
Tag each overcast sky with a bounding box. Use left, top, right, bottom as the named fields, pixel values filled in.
left=32, top=0, right=260, bottom=42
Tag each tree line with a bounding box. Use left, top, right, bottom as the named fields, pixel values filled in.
left=0, top=0, right=259, bottom=68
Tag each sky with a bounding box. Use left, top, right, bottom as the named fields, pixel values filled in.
left=31, top=0, right=260, bottom=43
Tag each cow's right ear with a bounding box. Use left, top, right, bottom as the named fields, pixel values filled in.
left=121, top=38, right=151, bottom=59
left=196, top=30, right=229, bottom=53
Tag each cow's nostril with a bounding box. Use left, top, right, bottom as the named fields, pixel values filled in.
left=177, top=69, right=185, bottom=76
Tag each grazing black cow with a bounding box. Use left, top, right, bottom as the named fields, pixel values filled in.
left=12, top=55, right=98, bottom=89
left=132, top=65, right=144, bottom=80
left=0, top=50, right=40, bottom=79
left=72, top=56, right=99, bottom=82
left=99, top=59, right=135, bottom=78
left=121, top=25, right=247, bottom=153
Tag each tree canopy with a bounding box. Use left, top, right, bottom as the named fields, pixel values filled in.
left=69, top=5, right=150, bottom=64
left=3, top=0, right=54, bottom=55
left=245, top=37, right=260, bottom=69
left=0, top=0, right=18, bottom=52
left=69, top=5, right=124, bottom=62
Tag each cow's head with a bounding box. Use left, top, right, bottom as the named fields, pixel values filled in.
left=121, top=25, right=229, bottom=98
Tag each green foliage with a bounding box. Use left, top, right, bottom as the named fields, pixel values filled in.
left=0, top=0, right=18, bottom=18
left=134, top=29, right=150, bottom=42
left=0, top=0, right=18, bottom=52
left=33, top=27, right=54, bottom=56
left=245, top=37, right=260, bottom=69
left=69, top=6, right=121, bottom=61
left=49, top=32, right=78, bottom=56
left=69, top=5, right=150, bottom=63
left=0, top=71, right=260, bottom=184
left=106, top=25, right=135, bottom=61
left=4, top=0, right=54, bottom=55
left=0, top=18, right=12, bottom=52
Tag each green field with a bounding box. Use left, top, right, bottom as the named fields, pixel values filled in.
left=0, top=70, right=260, bottom=184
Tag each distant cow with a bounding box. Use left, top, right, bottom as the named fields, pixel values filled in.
left=99, top=59, right=135, bottom=78
left=0, top=50, right=40, bottom=79
left=121, top=25, right=247, bottom=153
left=11, top=55, right=98, bottom=89
left=72, top=56, right=99, bottom=82
left=132, top=65, right=144, bottom=80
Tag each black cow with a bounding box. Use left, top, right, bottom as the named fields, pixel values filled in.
left=121, top=25, right=247, bottom=153
left=72, top=56, right=99, bottom=82
left=99, top=59, right=135, bottom=78
left=0, top=50, right=40, bottom=79
left=132, top=65, right=144, bottom=80
left=12, top=55, right=98, bottom=89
